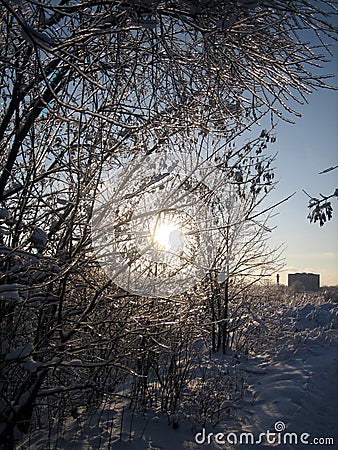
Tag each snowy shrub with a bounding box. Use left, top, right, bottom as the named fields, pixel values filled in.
left=184, top=354, right=247, bottom=429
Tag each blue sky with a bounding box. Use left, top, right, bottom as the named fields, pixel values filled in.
left=262, top=43, right=338, bottom=286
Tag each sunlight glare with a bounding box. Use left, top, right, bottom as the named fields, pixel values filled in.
left=152, top=220, right=183, bottom=253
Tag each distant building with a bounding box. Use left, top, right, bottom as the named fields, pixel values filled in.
left=288, top=273, right=320, bottom=292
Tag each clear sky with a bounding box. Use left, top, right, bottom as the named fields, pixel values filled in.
left=261, top=40, right=338, bottom=287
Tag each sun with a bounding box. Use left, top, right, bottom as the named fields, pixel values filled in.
left=151, top=218, right=184, bottom=254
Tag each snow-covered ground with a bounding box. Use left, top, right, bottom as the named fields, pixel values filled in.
left=231, top=301, right=338, bottom=450
left=27, top=298, right=338, bottom=449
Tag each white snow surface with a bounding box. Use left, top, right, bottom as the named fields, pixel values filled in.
left=29, top=300, right=338, bottom=449
left=232, top=302, right=338, bottom=450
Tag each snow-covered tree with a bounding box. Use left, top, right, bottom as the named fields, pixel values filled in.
left=304, top=166, right=338, bottom=226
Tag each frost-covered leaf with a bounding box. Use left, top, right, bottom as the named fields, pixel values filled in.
left=0, top=283, right=26, bottom=291
left=68, top=359, right=83, bottom=366
left=5, top=343, right=33, bottom=361
left=0, top=284, right=25, bottom=302
left=25, top=357, right=40, bottom=373
left=1, top=339, right=9, bottom=354
left=0, top=208, right=9, bottom=220
left=4, top=182, right=21, bottom=195
left=13, top=391, right=31, bottom=412
left=234, top=171, right=243, bottom=182
left=26, top=295, right=59, bottom=306
left=217, top=272, right=227, bottom=283
left=30, top=227, right=47, bottom=249
left=0, top=226, right=10, bottom=235
left=57, top=197, right=68, bottom=205
left=130, top=18, right=158, bottom=29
